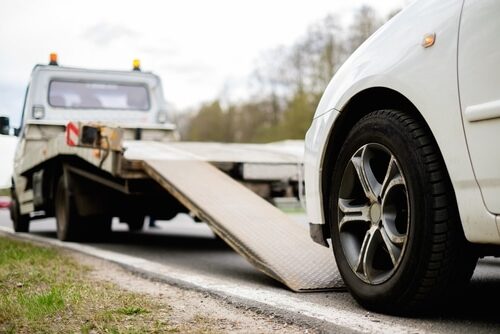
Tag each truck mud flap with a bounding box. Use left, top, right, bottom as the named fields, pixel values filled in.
left=143, top=159, right=344, bottom=292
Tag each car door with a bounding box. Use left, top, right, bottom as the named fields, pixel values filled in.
left=458, top=0, right=500, bottom=213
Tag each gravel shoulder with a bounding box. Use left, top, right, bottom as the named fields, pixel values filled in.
left=70, top=249, right=316, bottom=333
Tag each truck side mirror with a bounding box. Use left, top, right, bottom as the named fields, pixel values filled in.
left=0, top=116, right=10, bottom=135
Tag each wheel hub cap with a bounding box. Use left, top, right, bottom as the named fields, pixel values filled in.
left=369, top=203, right=381, bottom=224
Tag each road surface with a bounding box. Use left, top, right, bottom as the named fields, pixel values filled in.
left=1, top=209, right=499, bottom=333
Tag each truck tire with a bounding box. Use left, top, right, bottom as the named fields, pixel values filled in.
left=328, top=110, right=477, bottom=314
left=55, top=175, right=82, bottom=241
left=10, top=191, right=30, bottom=232
left=83, top=216, right=113, bottom=241
left=126, top=215, right=145, bottom=232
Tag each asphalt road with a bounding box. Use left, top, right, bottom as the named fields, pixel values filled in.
left=1, top=209, right=500, bottom=333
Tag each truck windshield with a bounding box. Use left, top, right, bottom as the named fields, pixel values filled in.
left=48, top=80, right=150, bottom=111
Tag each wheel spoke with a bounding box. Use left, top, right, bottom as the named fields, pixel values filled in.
left=380, top=226, right=402, bottom=266
left=380, top=156, right=397, bottom=198
left=383, top=176, right=405, bottom=199
left=338, top=198, right=371, bottom=230
left=381, top=214, right=407, bottom=246
left=354, top=229, right=372, bottom=275
left=351, top=147, right=378, bottom=202
left=354, top=227, right=380, bottom=281
left=365, top=227, right=383, bottom=282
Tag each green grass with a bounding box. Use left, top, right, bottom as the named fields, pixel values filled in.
left=0, top=188, right=10, bottom=196
left=19, top=287, right=65, bottom=320
left=116, top=306, right=150, bottom=316
left=279, top=207, right=306, bottom=214
left=0, top=237, right=165, bottom=332
left=0, top=237, right=220, bottom=333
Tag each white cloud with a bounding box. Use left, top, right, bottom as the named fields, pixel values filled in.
left=81, top=23, right=138, bottom=47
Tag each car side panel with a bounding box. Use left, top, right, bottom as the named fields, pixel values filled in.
left=306, top=0, right=500, bottom=244
left=458, top=0, right=500, bottom=214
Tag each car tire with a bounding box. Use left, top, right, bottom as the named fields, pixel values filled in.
left=10, top=190, right=30, bottom=233
left=329, top=109, right=478, bottom=314
left=55, top=175, right=82, bottom=241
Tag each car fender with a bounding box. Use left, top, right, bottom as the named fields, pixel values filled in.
left=308, top=0, right=500, bottom=244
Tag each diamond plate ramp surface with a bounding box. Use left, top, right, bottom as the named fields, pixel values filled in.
left=143, top=159, right=344, bottom=292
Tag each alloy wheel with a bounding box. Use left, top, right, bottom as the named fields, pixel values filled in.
left=338, top=143, right=409, bottom=284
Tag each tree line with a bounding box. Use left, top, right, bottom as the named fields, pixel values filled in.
left=181, top=6, right=397, bottom=143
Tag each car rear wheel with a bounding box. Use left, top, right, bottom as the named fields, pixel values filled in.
left=329, top=110, right=477, bottom=314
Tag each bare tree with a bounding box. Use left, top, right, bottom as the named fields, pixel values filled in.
left=186, top=6, right=386, bottom=143
left=347, top=5, right=382, bottom=54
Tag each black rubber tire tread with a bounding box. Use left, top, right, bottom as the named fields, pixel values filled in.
left=126, top=215, right=145, bottom=232
left=329, top=109, right=478, bottom=315
left=55, top=175, right=83, bottom=241
left=81, top=216, right=113, bottom=241
left=10, top=190, right=30, bottom=233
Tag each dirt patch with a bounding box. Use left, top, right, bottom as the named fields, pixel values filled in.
left=72, top=251, right=317, bottom=333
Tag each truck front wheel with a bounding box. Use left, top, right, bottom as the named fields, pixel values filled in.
left=55, top=175, right=82, bottom=241
left=10, top=190, right=30, bottom=232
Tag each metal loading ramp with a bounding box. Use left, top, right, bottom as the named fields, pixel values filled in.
left=142, top=159, right=345, bottom=292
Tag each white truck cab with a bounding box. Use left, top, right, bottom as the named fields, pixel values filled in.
left=20, top=57, right=176, bottom=131
left=9, top=56, right=182, bottom=239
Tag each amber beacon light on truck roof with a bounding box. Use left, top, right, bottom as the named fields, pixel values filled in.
left=49, top=52, right=58, bottom=66
left=47, top=53, right=142, bottom=72
left=132, top=58, right=141, bottom=71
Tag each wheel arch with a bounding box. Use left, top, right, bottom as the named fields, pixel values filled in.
left=320, top=87, right=453, bottom=239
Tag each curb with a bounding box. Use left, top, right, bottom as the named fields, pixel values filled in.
left=0, top=226, right=420, bottom=334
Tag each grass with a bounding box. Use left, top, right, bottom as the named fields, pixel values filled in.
left=278, top=207, right=306, bottom=214
left=116, top=306, right=149, bottom=316
left=273, top=197, right=306, bottom=215
left=18, top=287, right=65, bottom=320
left=0, top=188, right=10, bottom=196
left=0, top=237, right=220, bottom=333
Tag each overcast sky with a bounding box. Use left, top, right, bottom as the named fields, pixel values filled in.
left=0, top=0, right=408, bottom=126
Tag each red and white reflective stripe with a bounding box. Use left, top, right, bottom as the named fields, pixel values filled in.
left=66, top=122, right=79, bottom=146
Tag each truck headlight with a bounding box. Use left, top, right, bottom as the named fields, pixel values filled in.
left=32, top=105, right=45, bottom=119
left=157, top=111, right=168, bottom=124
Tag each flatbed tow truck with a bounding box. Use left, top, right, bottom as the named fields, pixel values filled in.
left=6, top=55, right=343, bottom=292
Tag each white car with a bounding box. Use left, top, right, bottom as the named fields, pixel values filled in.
left=305, top=0, right=500, bottom=314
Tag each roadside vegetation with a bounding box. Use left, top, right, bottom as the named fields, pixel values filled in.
left=182, top=6, right=399, bottom=143
left=0, top=188, right=10, bottom=196
left=0, top=237, right=221, bottom=333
